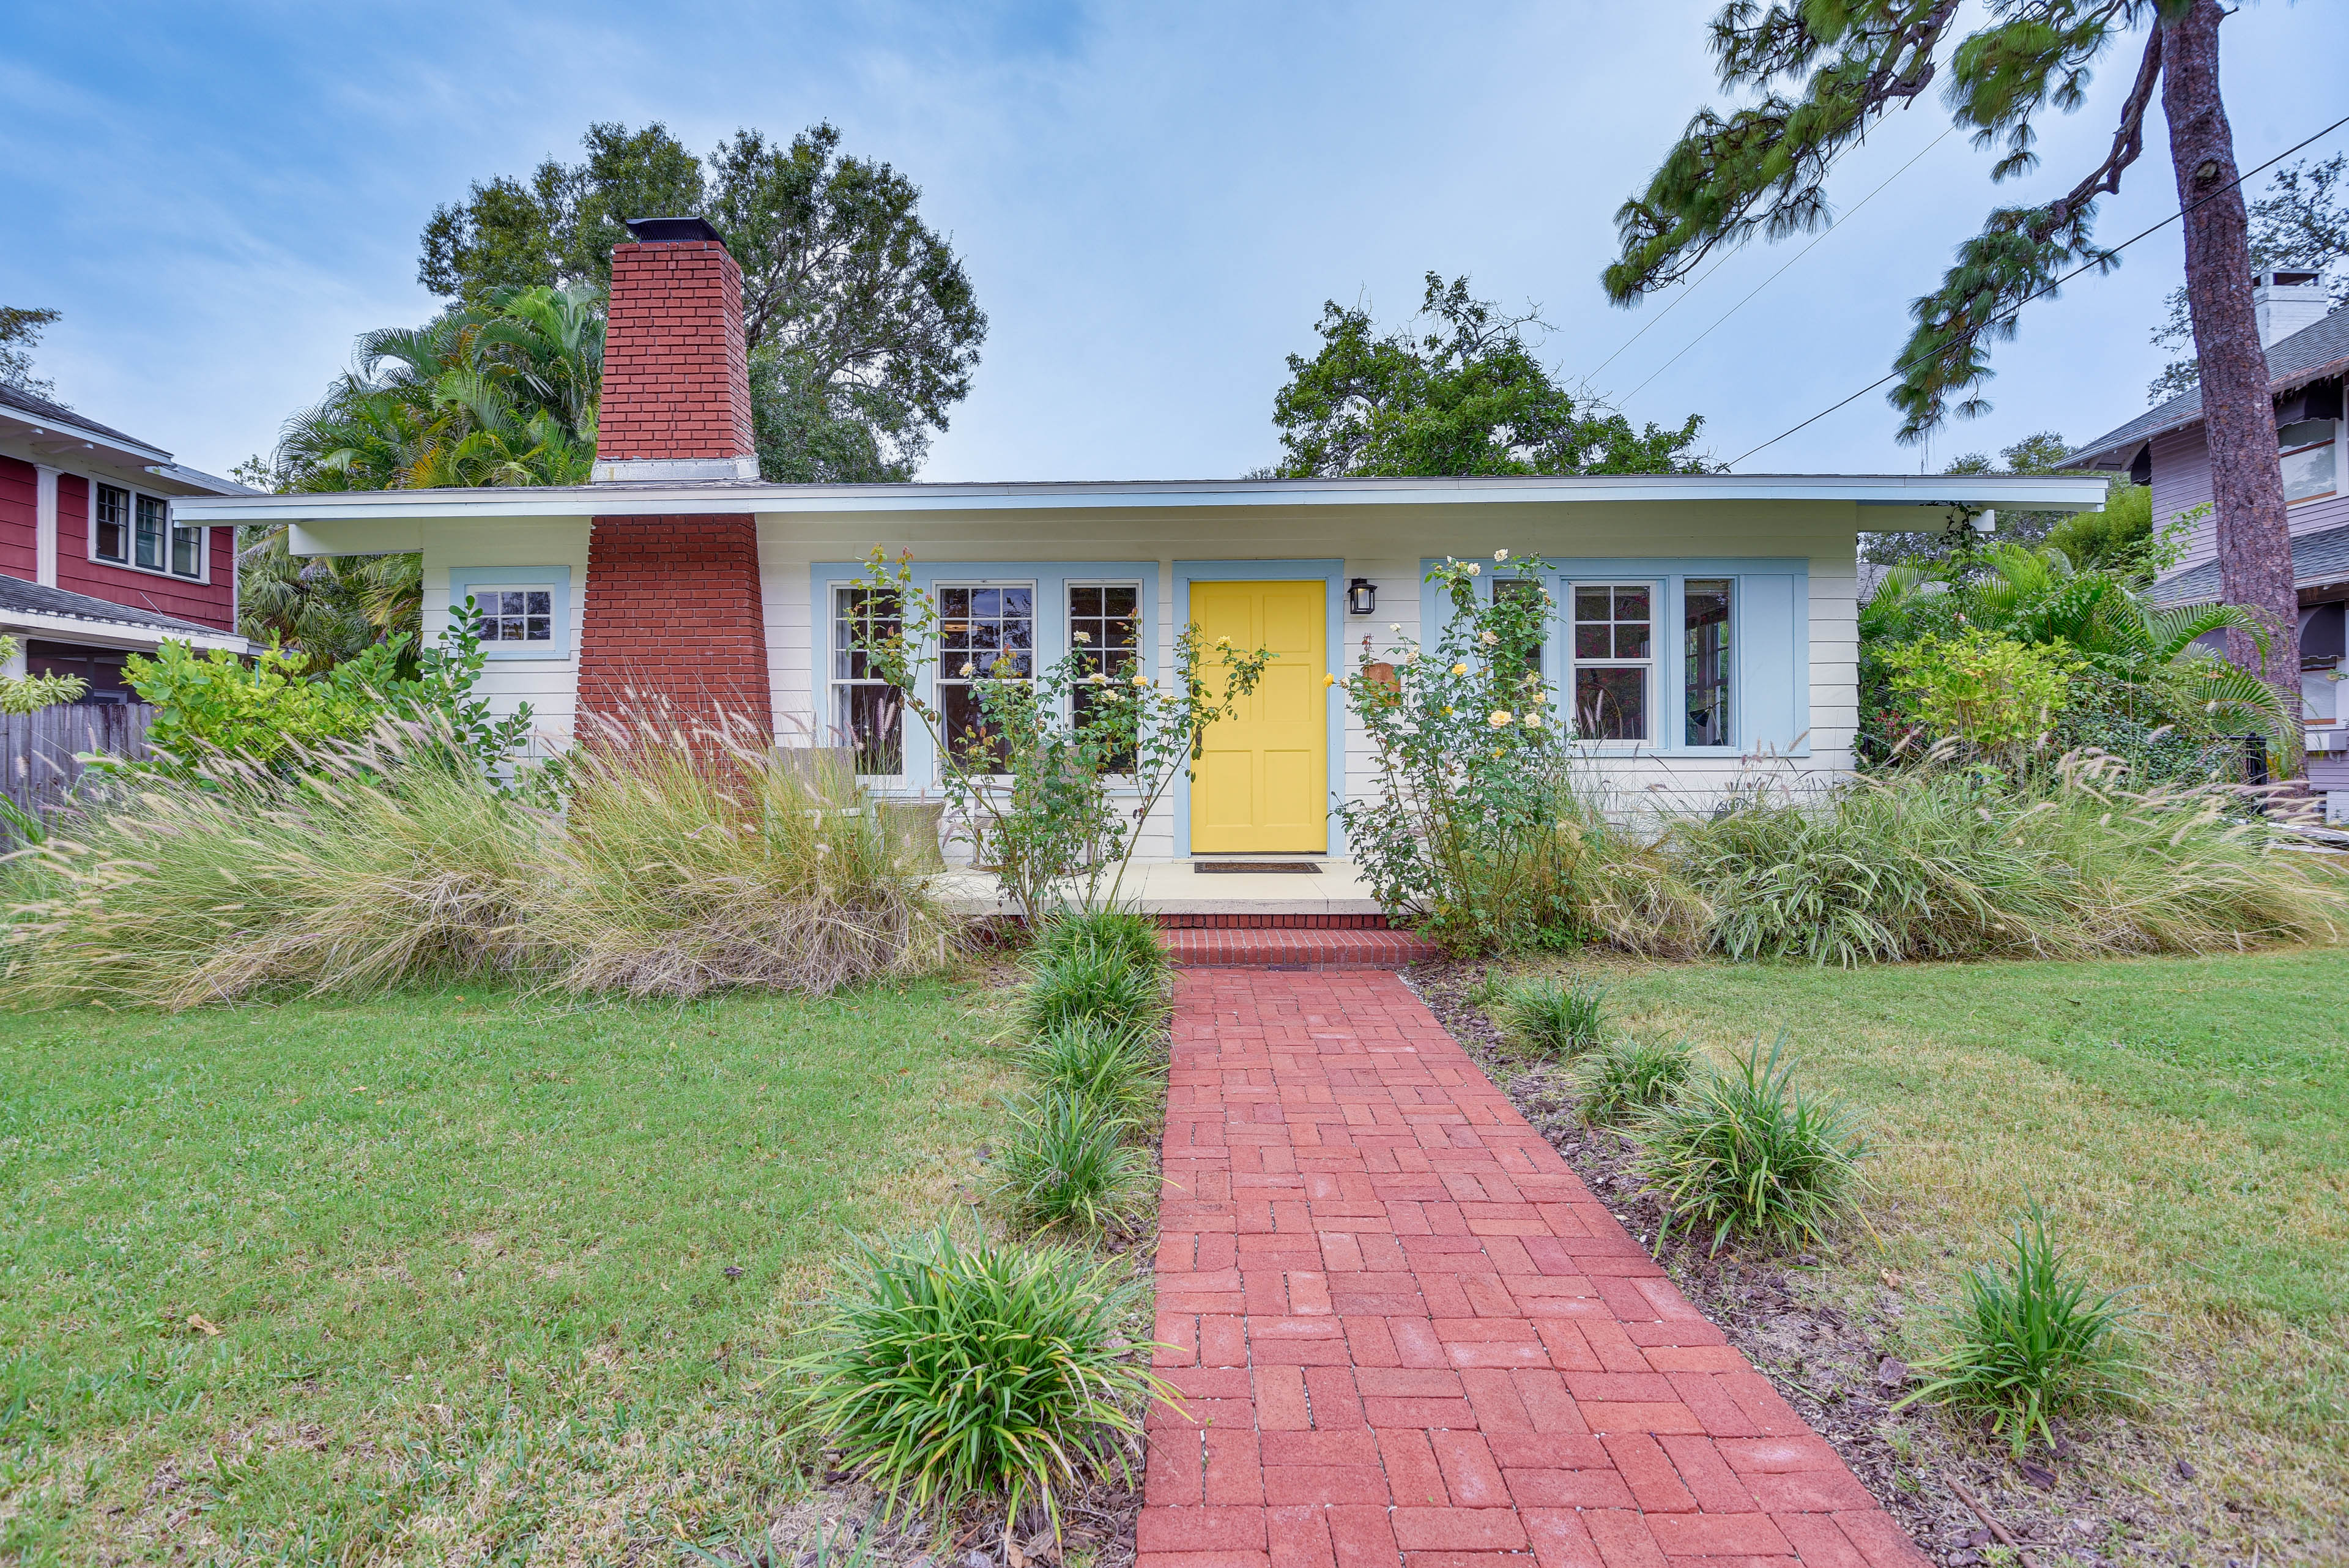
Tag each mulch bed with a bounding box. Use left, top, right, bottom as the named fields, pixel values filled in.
left=1405, top=959, right=2249, bottom=1568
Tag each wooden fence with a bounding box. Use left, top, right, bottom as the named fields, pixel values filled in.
left=1, top=704, right=154, bottom=830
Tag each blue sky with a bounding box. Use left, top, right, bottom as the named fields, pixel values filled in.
left=5, top=1, right=2345, bottom=483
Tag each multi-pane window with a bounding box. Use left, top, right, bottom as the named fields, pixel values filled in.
left=2280, top=419, right=2338, bottom=505
left=171, top=521, right=204, bottom=578
left=94, top=485, right=130, bottom=562
left=1571, top=584, right=1652, bottom=741
left=472, top=589, right=554, bottom=645
left=134, top=494, right=168, bottom=571
left=935, top=585, right=1034, bottom=770
left=832, top=585, right=904, bottom=775
left=1069, top=582, right=1143, bottom=769
left=1683, top=579, right=1733, bottom=747
left=91, top=484, right=202, bottom=579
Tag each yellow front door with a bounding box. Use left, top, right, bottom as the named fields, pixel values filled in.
left=1190, top=579, right=1328, bottom=853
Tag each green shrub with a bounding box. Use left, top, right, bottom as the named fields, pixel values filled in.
left=995, top=1090, right=1154, bottom=1233
left=1021, top=945, right=1170, bottom=1039
left=1575, top=1036, right=1696, bottom=1126
left=1021, top=1019, right=1162, bottom=1126
left=1495, top=976, right=1606, bottom=1057
left=1902, top=1205, right=2138, bottom=1456
left=1668, top=754, right=2345, bottom=966
left=1633, top=1036, right=1868, bottom=1254
left=124, top=605, right=532, bottom=779
left=1880, top=629, right=2078, bottom=754
left=1029, top=905, right=1167, bottom=976
left=788, top=1220, right=1164, bottom=1531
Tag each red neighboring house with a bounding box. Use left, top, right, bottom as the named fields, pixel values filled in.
left=0, top=382, right=250, bottom=701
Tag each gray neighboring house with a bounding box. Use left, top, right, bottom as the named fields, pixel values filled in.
left=2063, top=270, right=2349, bottom=817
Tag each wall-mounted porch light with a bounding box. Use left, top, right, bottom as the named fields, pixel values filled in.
left=1347, top=578, right=1378, bottom=615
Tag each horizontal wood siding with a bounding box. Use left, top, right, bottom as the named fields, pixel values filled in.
left=2153, top=423, right=2349, bottom=579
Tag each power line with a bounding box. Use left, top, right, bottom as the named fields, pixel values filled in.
left=1618, top=125, right=1956, bottom=407
left=1726, top=109, right=2349, bottom=470
left=1583, top=133, right=1883, bottom=385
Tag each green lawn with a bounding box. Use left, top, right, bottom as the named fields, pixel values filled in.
left=1549, top=947, right=2347, bottom=1548
left=0, top=981, right=1017, bottom=1565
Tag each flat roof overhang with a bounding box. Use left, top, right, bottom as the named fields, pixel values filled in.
left=179, top=472, right=2116, bottom=554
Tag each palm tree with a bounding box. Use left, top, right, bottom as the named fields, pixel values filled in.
left=250, top=284, right=604, bottom=664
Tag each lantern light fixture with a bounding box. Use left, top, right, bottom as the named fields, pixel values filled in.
left=1347, top=578, right=1377, bottom=615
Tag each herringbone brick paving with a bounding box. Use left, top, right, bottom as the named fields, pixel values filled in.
left=1141, top=969, right=1926, bottom=1568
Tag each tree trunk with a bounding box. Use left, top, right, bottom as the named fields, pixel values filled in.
left=2161, top=0, right=2302, bottom=762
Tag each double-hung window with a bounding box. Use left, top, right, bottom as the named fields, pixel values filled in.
left=2280, top=419, right=2338, bottom=505
left=1570, top=583, right=1653, bottom=741
left=831, top=584, right=905, bottom=775
left=1683, top=579, right=1734, bottom=747
left=1068, top=582, right=1142, bottom=770
left=92, top=483, right=205, bottom=580
left=936, top=584, right=1034, bottom=771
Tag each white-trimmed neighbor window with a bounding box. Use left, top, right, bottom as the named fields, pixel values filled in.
left=935, top=584, right=1034, bottom=770
left=1570, top=582, right=1653, bottom=741
left=472, top=587, right=555, bottom=645
left=1068, top=581, right=1143, bottom=770
left=92, top=484, right=205, bottom=580
left=832, top=584, right=904, bottom=776
left=2280, top=419, right=2338, bottom=505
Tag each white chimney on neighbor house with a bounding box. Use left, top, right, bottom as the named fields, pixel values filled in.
left=2253, top=269, right=2329, bottom=348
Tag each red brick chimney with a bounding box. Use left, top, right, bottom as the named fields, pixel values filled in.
left=580, top=217, right=773, bottom=732
left=592, top=216, right=759, bottom=482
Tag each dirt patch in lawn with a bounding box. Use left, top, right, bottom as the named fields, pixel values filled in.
left=1408, top=959, right=2272, bottom=1568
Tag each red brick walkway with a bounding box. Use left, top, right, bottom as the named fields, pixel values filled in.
left=1141, top=970, right=1926, bottom=1568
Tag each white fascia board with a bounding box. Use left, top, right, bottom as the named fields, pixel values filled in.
left=177, top=472, right=2116, bottom=528
left=0, top=411, right=174, bottom=468
left=0, top=606, right=247, bottom=654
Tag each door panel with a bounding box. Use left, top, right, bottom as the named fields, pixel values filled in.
left=1190, top=579, right=1328, bottom=853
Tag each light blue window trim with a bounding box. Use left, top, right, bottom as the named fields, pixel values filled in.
left=448, top=565, right=573, bottom=661
left=1417, top=557, right=1809, bottom=756
left=810, top=560, right=1161, bottom=789
left=1171, top=560, right=1346, bottom=860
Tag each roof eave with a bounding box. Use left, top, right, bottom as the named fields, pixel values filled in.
left=176, top=471, right=2117, bottom=526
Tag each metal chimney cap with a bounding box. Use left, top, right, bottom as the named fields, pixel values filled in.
left=623, top=216, right=726, bottom=247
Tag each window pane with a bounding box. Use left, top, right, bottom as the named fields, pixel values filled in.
left=1574, top=667, right=1647, bottom=741
left=525, top=616, right=552, bottom=641
left=171, top=525, right=202, bottom=578
left=2282, top=438, right=2336, bottom=503
left=942, top=683, right=1012, bottom=771
left=834, top=587, right=900, bottom=680
left=1685, top=579, right=1732, bottom=747
left=834, top=683, right=903, bottom=774
left=1573, top=623, right=1609, bottom=659
left=135, top=495, right=166, bottom=570
left=1494, top=578, right=1546, bottom=680
left=1613, top=623, right=1651, bottom=660
left=525, top=591, right=552, bottom=616
left=1575, top=585, right=1611, bottom=622
left=1613, top=585, right=1650, bottom=622
left=94, top=486, right=128, bottom=562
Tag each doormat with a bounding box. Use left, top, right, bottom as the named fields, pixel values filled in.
left=1193, top=861, right=1321, bottom=874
